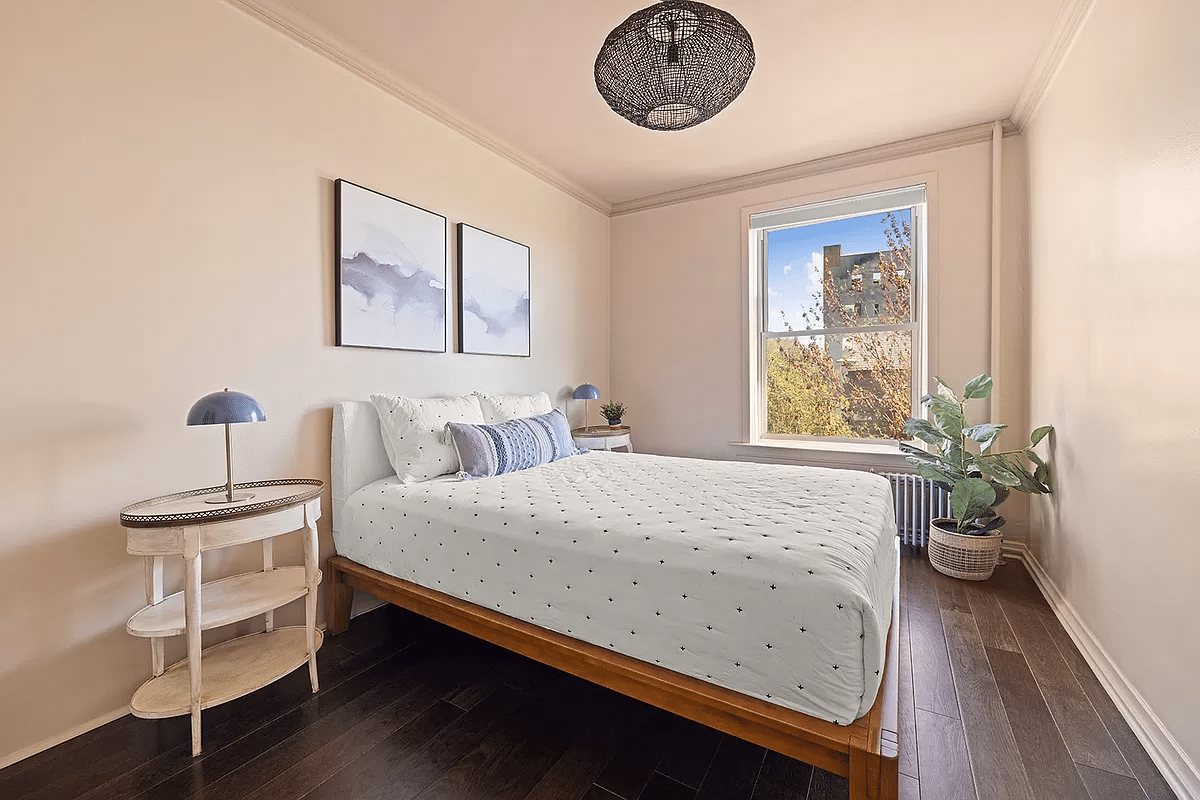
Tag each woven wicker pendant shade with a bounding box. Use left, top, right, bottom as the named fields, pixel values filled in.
left=595, top=0, right=755, bottom=131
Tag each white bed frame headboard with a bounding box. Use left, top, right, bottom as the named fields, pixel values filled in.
left=331, top=400, right=393, bottom=538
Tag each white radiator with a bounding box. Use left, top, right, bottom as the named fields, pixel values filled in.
left=883, top=472, right=949, bottom=547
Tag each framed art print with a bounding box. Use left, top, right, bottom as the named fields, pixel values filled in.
left=335, top=179, right=447, bottom=352
left=457, top=223, right=531, bottom=357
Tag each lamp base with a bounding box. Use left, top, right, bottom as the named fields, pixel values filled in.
left=204, top=492, right=256, bottom=505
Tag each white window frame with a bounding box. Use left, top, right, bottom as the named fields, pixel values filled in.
left=737, top=175, right=936, bottom=466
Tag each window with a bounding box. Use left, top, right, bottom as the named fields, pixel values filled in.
left=750, top=185, right=926, bottom=443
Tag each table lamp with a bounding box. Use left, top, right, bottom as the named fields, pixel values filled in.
left=187, top=389, right=266, bottom=504
left=572, top=383, right=600, bottom=429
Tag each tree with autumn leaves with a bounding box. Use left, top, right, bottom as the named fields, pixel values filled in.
left=766, top=211, right=913, bottom=439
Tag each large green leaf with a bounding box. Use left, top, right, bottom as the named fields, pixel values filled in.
left=899, top=445, right=940, bottom=466
left=995, top=454, right=1042, bottom=493
left=934, top=377, right=959, bottom=403
left=963, top=374, right=994, bottom=400
left=904, top=419, right=950, bottom=445
left=950, top=477, right=996, bottom=521
left=973, top=455, right=1020, bottom=487
left=932, top=405, right=964, bottom=439
left=991, top=485, right=1011, bottom=508
left=963, top=423, right=1007, bottom=453
left=1025, top=449, right=1052, bottom=492
left=1030, top=425, right=1053, bottom=447
left=916, top=463, right=962, bottom=487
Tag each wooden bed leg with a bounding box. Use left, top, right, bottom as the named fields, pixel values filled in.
left=325, top=557, right=353, bottom=636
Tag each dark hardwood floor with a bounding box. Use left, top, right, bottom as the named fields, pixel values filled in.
left=0, top=550, right=1176, bottom=800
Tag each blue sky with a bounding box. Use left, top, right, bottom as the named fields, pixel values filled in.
left=767, top=209, right=910, bottom=332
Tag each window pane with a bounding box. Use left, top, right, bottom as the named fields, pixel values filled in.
left=766, top=209, right=912, bottom=332
left=766, top=331, right=912, bottom=439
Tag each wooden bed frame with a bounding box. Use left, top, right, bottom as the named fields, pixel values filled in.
left=324, top=553, right=899, bottom=800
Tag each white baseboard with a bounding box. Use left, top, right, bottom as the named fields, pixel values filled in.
left=0, top=706, right=129, bottom=771
left=1005, top=542, right=1200, bottom=800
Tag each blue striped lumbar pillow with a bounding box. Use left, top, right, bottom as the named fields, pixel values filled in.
left=445, top=408, right=582, bottom=480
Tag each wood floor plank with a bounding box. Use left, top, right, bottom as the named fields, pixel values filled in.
left=909, top=604, right=959, bottom=718
left=351, top=684, right=531, bottom=800
left=806, top=768, right=849, bottom=800
left=582, top=786, right=624, bottom=800
left=899, top=773, right=919, bottom=800
left=654, top=720, right=723, bottom=790
left=915, top=709, right=975, bottom=800
left=592, top=709, right=679, bottom=800
left=693, top=735, right=766, bottom=800
left=987, top=562, right=1052, bottom=615
left=300, top=700, right=465, bottom=800
left=410, top=685, right=596, bottom=800
left=639, top=772, right=698, bottom=800
left=749, top=750, right=813, bottom=800
left=933, top=570, right=973, bottom=614
left=1040, top=623, right=1176, bottom=800
left=941, top=609, right=1034, bottom=800
left=897, top=596, right=919, bottom=779
left=1000, top=599, right=1133, bottom=777
left=965, top=583, right=1021, bottom=653
left=241, top=652, right=489, bottom=800
left=522, top=718, right=626, bottom=800
left=1077, top=764, right=1151, bottom=800
left=986, top=647, right=1090, bottom=800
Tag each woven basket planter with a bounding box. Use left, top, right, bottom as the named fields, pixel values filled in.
left=927, top=518, right=1002, bottom=581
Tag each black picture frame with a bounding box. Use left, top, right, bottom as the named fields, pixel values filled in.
left=335, top=179, right=448, bottom=353
left=456, top=223, right=531, bottom=357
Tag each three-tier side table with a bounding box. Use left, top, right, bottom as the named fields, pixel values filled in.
left=120, top=479, right=325, bottom=755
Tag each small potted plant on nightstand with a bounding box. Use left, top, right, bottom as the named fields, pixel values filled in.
left=902, top=374, right=1053, bottom=581
left=599, top=401, right=627, bottom=426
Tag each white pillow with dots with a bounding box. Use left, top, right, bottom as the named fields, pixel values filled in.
left=370, top=393, right=485, bottom=482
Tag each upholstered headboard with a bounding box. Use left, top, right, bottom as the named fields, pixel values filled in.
left=331, top=400, right=393, bottom=539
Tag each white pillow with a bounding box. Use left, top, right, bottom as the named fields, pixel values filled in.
left=370, top=394, right=485, bottom=482
left=473, top=391, right=553, bottom=424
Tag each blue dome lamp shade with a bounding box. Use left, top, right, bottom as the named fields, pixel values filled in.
left=572, top=383, right=601, bottom=428
left=186, top=389, right=267, bottom=504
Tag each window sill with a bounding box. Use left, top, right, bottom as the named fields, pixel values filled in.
left=728, top=439, right=913, bottom=472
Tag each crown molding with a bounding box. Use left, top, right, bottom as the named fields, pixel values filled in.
left=610, top=120, right=1019, bottom=217
left=1010, top=0, right=1096, bottom=130
left=223, top=0, right=612, bottom=216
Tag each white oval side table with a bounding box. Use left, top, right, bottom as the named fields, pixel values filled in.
left=120, top=479, right=324, bottom=756
left=572, top=425, right=634, bottom=452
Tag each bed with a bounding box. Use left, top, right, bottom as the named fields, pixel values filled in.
left=326, top=400, right=899, bottom=800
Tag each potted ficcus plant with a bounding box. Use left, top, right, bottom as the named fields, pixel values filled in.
left=902, top=374, right=1052, bottom=581
left=599, top=401, right=627, bottom=426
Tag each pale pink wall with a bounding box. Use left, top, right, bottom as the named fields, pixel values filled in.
left=1025, top=0, right=1200, bottom=773
left=0, top=0, right=609, bottom=766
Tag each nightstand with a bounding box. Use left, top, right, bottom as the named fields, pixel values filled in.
left=572, top=425, right=634, bottom=452
left=120, top=479, right=324, bottom=755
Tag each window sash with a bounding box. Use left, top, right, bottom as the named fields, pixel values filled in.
left=754, top=190, right=925, bottom=445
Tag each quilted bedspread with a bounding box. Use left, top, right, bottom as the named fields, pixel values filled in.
left=335, top=451, right=897, bottom=724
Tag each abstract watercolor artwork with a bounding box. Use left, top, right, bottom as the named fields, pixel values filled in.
left=335, top=179, right=447, bottom=352
left=457, top=223, right=531, bottom=357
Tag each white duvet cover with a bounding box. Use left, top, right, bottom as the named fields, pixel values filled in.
left=335, top=451, right=897, bottom=725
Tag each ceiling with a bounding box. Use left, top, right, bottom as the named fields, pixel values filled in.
left=273, top=0, right=1066, bottom=207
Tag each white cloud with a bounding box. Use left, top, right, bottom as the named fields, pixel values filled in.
left=808, top=251, right=823, bottom=284
left=783, top=263, right=792, bottom=275
left=768, top=288, right=782, bottom=297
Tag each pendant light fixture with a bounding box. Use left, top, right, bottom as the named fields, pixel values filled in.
left=594, top=0, right=755, bottom=131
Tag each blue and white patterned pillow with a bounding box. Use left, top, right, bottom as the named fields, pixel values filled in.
left=445, top=408, right=582, bottom=480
